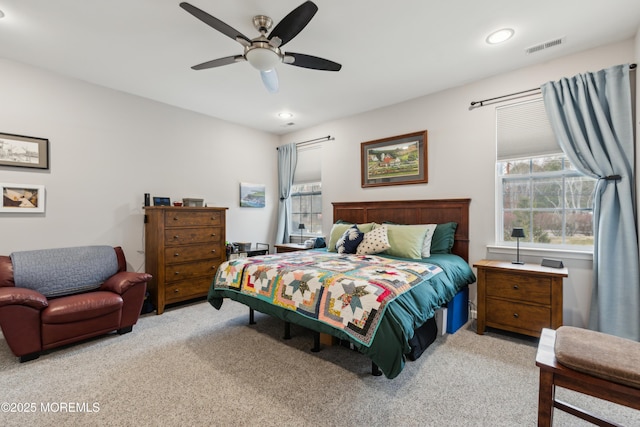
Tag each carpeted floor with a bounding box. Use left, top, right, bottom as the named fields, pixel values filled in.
left=0, top=299, right=638, bottom=426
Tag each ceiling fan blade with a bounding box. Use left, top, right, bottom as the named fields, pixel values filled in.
left=180, top=2, right=251, bottom=46
left=192, top=55, right=245, bottom=70
left=268, top=1, right=318, bottom=47
left=283, top=52, right=341, bottom=71
left=260, top=69, right=279, bottom=93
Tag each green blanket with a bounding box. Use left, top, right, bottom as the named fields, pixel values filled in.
left=209, top=251, right=475, bottom=379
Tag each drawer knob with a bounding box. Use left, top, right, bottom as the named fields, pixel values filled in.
left=173, top=235, right=179, bottom=239
left=174, top=288, right=180, bottom=293
left=513, top=313, right=519, bottom=318
left=174, top=253, right=180, bottom=257
left=211, top=249, right=216, bottom=253
left=211, top=233, right=216, bottom=237
left=513, top=285, right=519, bottom=290
left=173, top=217, right=179, bottom=221
left=174, top=271, right=180, bottom=275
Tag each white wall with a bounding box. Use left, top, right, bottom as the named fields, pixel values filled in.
left=280, top=38, right=638, bottom=328
left=0, top=58, right=280, bottom=271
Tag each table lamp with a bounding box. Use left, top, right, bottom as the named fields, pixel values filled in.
left=298, top=223, right=305, bottom=243
left=511, top=227, right=525, bottom=265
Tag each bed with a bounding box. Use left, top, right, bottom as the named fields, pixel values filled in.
left=208, top=199, right=475, bottom=378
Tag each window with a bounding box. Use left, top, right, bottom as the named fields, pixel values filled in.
left=496, top=99, right=595, bottom=248
left=290, top=182, right=322, bottom=238
left=498, top=155, right=595, bottom=247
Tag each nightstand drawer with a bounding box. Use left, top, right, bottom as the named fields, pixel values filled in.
left=486, top=298, right=550, bottom=334
left=486, top=271, right=551, bottom=305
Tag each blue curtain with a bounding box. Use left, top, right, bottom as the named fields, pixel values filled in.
left=541, top=64, right=639, bottom=341
left=275, top=143, right=297, bottom=244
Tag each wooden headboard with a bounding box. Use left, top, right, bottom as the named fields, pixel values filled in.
left=332, top=199, right=471, bottom=262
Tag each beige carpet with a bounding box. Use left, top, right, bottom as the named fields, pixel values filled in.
left=0, top=299, right=638, bottom=426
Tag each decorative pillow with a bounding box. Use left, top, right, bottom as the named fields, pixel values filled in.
left=356, top=224, right=391, bottom=255
left=421, top=224, right=438, bottom=258
left=327, top=222, right=375, bottom=252
left=430, top=222, right=458, bottom=254
left=336, top=225, right=364, bottom=254
left=384, top=224, right=432, bottom=259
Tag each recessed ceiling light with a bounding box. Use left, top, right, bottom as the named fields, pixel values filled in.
left=278, top=112, right=293, bottom=119
left=486, top=28, right=514, bottom=45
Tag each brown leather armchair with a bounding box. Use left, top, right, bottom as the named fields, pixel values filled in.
left=0, top=246, right=151, bottom=362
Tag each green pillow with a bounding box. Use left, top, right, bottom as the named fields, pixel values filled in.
left=430, top=222, right=458, bottom=254
left=328, top=222, right=375, bottom=252
left=384, top=224, right=432, bottom=259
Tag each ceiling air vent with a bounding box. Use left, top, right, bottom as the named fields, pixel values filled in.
left=525, top=37, right=565, bottom=55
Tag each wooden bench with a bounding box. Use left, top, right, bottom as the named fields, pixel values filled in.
left=536, top=327, right=640, bottom=426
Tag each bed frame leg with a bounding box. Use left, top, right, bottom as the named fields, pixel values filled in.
left=249, top=308, right=256, bottom=325
left=283, top=321, right=291, bottom=339
left=372, top=362, right=382, bottom=376
left=311, top=332, right=320, bottom=352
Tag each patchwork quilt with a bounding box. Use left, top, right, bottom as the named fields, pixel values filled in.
left=213, top=251, right=442, bottom=346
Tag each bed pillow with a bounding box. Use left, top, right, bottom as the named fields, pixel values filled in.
left=328, top=222, right=375, bottom=252
left=430, top=222, right=458, bottom=254
left=420, top=224, right=438, bottom=258
left=336, top=225, right=364, bottom=254
left=356, top=224, right=391, bottom=255
left=384, top=224, right=432, bottom=259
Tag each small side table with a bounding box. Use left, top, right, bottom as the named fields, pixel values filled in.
left=474, top=259, right=568, bottom=338
left=274, top=243, right=313, bottom=253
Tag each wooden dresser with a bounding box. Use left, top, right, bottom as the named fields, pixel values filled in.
left=474, top=259, right=568, bottom=338
left=145, top=206, right=227, bottom=314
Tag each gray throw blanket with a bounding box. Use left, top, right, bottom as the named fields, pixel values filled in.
left=11, top=246, right=119, bottom=298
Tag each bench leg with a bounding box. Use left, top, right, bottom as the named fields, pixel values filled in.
left=538, top=370, right=555, bottom=427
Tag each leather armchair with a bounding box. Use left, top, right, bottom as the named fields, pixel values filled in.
left=0, top=246, right=151, bottom=362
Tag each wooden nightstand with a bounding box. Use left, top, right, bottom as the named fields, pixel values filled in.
left=474, top=259, right=568, bottom=338
left=274, top=243, right=313, bottom=253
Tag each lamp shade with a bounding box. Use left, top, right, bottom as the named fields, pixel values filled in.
left=298, top=223, right=306, bottom=230
left=511, top=227, right=525, bottom=238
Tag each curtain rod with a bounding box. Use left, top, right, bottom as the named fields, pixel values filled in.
left=276, top=135, right=334, bottom=150
left=469, top=63, right=637, bottom=110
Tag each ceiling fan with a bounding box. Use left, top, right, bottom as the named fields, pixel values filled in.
left=180, top=1, right=342, bottom=93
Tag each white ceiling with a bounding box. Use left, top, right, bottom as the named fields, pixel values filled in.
left=0, top=1, right=639, bottom=135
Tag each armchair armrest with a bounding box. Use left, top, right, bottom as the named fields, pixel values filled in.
left=100, top=271, right=152, bottom=295
left=0, top=287, right=48, bottom=310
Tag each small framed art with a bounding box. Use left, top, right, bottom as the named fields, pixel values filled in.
left=1, top=183, right=46, bottom=213
left=0, top=133, right=50, bottom=169
left=361, top=130, right=428, bottom=188
left=240, top=182, right=265, bottom=208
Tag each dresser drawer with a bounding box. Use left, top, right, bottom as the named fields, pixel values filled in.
left=164, top=244, right=222, bottom=264
left=486, top=271, right=551, bottom=305
left=164, top=227, right=222, bottom=246
left=164, top=210, right=223, bottom=227
left=164, top=276, right=212, bottom=304
left=486, top=297, right=551, bottom=334
left=165, top=259, right=220, bottom=282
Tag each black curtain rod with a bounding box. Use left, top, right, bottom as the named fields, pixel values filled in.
left=470, top=63, right=637, bottom=109
left=276, top=135, right=333, bottom=150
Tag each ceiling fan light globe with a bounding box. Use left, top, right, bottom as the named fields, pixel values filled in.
left=246, top=47, right=281, bottom=71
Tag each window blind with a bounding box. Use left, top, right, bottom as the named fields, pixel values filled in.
left=293, top=142, right=322, bottom=183
left=496, top=98, right=561, bottom=160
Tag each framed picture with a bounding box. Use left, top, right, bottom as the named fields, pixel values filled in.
left=240, top=182, right=265, bottom=208
left=1, top=183, right=46, bottom=213
left=0, top=133, right=49, bottom=169
left=361, top=130, right=428, bottom=188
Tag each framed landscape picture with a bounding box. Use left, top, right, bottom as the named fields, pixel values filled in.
left=0, top=133, right=49, bottom=169
left=361, top=130, right=428, bottom=188
left=239, top=182, right=265, bottom=208
left=1, top=183, right=46, bottom=213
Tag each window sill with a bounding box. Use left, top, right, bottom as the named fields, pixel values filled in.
left=487, top=244, right=593, bottom=261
